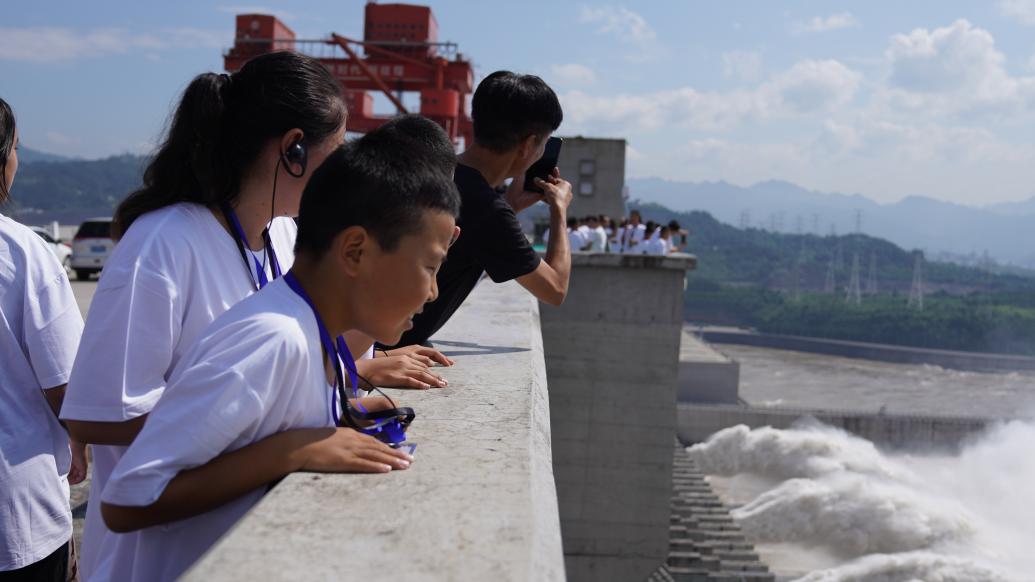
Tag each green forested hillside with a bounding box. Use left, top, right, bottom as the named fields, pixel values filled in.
left=636, top=202, right=1035, bottom=355
left=5, top=154, right=145, bottom=223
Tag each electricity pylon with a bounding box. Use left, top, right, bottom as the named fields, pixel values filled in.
left=908, top=251, right=925, bottom=310
left=846, top=252, right=862, bottom=305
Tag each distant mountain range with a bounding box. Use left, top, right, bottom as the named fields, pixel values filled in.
left=8, top=147, right=1035, bottom=270
left=18, top=147, right=73, bottom=164
left=6, top=149, right=145, bottom=224
left=627, top=177, right=1035, bottom=269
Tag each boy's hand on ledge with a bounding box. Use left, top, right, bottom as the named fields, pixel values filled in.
left=384, top=344, right=454, bottom=367
left=292, top=427, right=412, bottom=474
left=356, top=355, right=448, bottom=390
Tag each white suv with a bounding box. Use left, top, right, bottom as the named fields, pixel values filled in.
left=30, top=226, right=72, bottom=271
left=71, top=218, right=114, bottom=281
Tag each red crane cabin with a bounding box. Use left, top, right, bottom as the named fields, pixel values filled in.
left=224, top=3, right=474, bottom=146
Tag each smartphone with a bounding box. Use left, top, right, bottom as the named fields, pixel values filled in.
left=523, top=137, right=564, bottom=194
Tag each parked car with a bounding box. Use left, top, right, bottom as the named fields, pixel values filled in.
left=30, top=226, right=72, bottom=271
left=70, top=218, right=114, bottom=281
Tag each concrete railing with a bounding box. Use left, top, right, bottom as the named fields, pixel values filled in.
left=187, top=281, right=566, bottom=582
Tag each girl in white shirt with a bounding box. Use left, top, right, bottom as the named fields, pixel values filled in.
left=57, top=52, right=403, bottom=581
left=0, top=98, right=87, bottom=580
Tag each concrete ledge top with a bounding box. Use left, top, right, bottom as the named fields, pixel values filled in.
left=569, top=252, right=697, bottom=270
left=186, top=281, right=565, bottom=582
left=680, top=331, right=732, bottom=364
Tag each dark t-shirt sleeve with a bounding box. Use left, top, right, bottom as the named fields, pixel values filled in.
left=467, top=196, right=542, bottom=283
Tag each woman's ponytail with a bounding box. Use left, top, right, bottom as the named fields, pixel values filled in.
left=114, top=51, right=345, bottom=238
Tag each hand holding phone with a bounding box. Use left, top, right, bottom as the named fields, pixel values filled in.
left=524, top=137, right=564, bottom=194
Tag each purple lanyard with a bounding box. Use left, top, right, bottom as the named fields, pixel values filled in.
left=283, top=272, right=361, bottom=426
left=222, top=205, right=282, bottom=290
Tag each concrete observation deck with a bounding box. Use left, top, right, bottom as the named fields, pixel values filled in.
left=187, top=281, right=566, bottom=582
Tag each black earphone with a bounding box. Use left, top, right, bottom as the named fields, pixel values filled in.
left=281, top=139, right=307, bottom=178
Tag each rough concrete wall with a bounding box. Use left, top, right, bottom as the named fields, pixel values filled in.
left=557, top=137, right=626, bottom=220
left=540, top=253, right=694, bottom=582
left=678, top=403, right=995, bottom=452
left=677, top=361, right=740, bottom=404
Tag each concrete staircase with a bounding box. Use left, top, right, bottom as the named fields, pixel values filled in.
left=647, top=444, right=775, bottom=582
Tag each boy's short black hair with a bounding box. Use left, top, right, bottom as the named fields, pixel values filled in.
left=471, top=71, right=563, bottom=153
left=295, top=127, right=461, bottom=257
left=377, top=114, right=456, bottom=176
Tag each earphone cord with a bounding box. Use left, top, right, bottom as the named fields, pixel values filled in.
left=262, top=156, right=280, bottom=273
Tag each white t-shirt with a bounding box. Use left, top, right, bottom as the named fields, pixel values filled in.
left=588, top=226, right=607, bottom=252
left=645, top=236, right=671, bottom=256
left=620, top=224, right=646, bottom=253
left=567, top=228, right=586, bottom=251
left=0, top=213, right=83, bottom=571
left=102, top=278, right=336, bottom=582
left=59, top=202, right=295, bottom=580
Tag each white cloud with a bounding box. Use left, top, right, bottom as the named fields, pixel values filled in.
left=560, top=59, right=861, bottom=135
left=0, top=27, right=228, bottom=63
left=549, top=63, right=597, bottom=88
left=793, top=13, right=859, bottom=34
left=45, top=131, right=80, bottom=146
left=881, top=20, right=1035, bottom=117
left=722, top=51, right=762, bottom=82
left=768, top=59, right=862, bottom=113
left=579, top=5, right=664, bottom=62
left=999, top=0, right=1035, bottom=25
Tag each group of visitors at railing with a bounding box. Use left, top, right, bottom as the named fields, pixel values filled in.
left=1, top=51, right=575, bottom=582
left=544, top=210, right=689, bottom=255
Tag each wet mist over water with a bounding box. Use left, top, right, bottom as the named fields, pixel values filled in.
left=689, top=422, right=1035, bottom=581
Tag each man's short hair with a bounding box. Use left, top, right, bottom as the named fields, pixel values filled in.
left=471, top=71, right=563, bottom=153
left=295, top=127, right=461, bottom=256
left=378, top=114, right=456, bottom=176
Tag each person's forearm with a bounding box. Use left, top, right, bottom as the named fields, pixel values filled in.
left=41, top=384, right=67, bottom=425
left=544, top=205, right=571, bottom=284
left=101, top=428, right=320, bottom=532
left=66, top=416, right=148, bottom=446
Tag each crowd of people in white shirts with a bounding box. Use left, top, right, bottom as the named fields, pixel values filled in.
left=543, top=209, right=688, bottom=256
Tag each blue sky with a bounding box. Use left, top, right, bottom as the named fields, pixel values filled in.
left=5, top=1, right=1035, bottom=205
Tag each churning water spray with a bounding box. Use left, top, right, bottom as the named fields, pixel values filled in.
left=687, top=421, right=1035, bottom=581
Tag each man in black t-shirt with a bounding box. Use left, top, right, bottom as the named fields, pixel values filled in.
left=390, top=71, right=573, bottom=347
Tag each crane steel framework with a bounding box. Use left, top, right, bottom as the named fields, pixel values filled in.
left=224, top=4, right=475, bottom=146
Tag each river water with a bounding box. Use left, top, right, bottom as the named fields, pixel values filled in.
left=718, top=343, right=1035, bottom=419
left=691, top=344, right=1035, bottom=581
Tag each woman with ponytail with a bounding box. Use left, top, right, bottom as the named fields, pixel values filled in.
left=56, top=52, right=410, bottom=581
left=0, top=98, right=88, bottom=581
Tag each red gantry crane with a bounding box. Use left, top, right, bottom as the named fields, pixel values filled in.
left=224, top=3, right=474, bottom=146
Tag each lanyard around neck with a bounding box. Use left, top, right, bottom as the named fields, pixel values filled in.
left=222, top=204, right=282, bottom=290
left=283, top=272, right=358, bottom=426
left=283, top=271, right=413, bottom=444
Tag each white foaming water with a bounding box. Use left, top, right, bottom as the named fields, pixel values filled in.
left=688, top=421, right=1035, bottom=581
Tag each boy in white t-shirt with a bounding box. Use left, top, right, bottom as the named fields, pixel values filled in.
left=98, top=127, right=460, bottom=581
